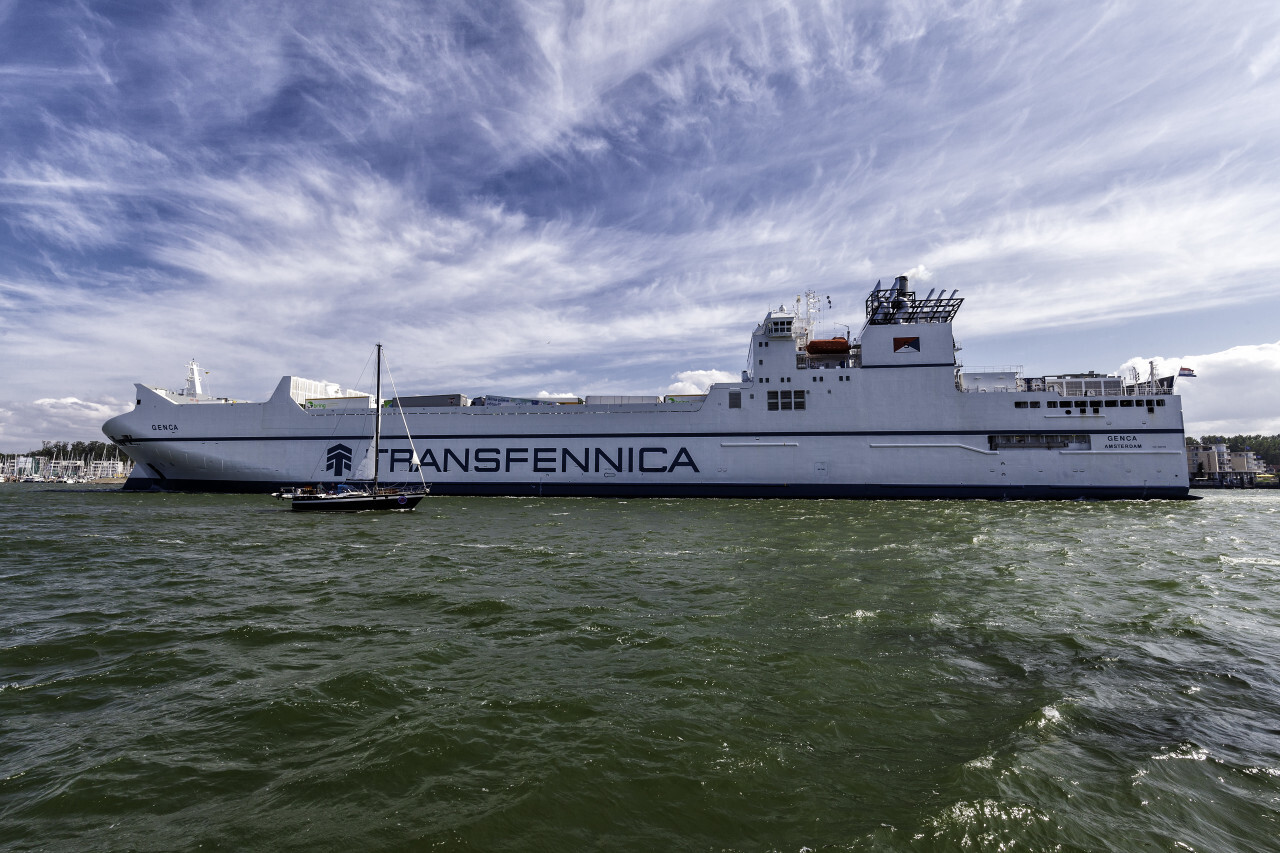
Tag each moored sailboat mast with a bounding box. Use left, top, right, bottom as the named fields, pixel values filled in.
left=373, top=342, right=382, bottom=491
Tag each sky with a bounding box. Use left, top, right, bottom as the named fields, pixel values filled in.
left=2, top=0, right=1279, bottom=452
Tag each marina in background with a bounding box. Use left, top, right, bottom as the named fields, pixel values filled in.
left=1, top=440, right=133, bottom=484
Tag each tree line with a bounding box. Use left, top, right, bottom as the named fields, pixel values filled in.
left=1186, top=434, right=1280, bottom=466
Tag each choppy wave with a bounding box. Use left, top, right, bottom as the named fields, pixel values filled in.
left=2, top=486, right=1278, bottom=851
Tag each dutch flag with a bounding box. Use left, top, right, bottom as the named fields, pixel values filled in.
left=1178, top=367, right=1197, bottom=377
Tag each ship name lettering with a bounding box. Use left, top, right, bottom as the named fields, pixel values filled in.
left=151, top=424, right=179, bottom=431
left=398, top=445, right=699, bottom=474
left=1103, top=434, right=1143, bottom=450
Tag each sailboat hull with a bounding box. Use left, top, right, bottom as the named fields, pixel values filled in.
left=289, top=491, right=424, bottom=512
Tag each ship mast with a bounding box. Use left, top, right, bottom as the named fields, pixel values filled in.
left=373, top=343, right=382, bottom=490
left=184, top=359, right=204, bottom=398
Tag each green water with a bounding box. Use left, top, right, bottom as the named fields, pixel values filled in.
left=2, top=485, right=1278, bottom=851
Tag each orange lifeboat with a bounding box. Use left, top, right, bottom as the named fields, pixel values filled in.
left=805, top=337, right=851, bottom=355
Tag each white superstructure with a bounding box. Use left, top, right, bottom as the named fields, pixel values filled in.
left=103, top=277, right=1191, bottom=499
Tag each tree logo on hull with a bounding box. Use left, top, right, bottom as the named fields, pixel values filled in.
left=326, top=443, right=353, bottom=477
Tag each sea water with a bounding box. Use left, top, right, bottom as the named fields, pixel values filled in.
left=2, top=485, right=1278, bottom=851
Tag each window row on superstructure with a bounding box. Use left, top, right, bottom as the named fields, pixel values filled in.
left=1011, top=398, right=1166, bottom=413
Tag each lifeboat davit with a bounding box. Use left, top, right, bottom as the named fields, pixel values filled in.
left=805, top=337, right=851, bottom=355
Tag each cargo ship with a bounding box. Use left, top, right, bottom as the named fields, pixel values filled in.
left=102, top=277, right=1192, bottom=499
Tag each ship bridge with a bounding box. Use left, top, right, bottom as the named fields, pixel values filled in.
left=743, top=275, right=966, bottom=382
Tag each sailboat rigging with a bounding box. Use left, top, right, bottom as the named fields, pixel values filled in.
left=275, top=343, right=428, bottom=512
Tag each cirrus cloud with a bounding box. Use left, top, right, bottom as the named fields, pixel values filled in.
left=3, top=1, right=1280, bottom=450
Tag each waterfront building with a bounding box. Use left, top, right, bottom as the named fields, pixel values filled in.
left=1186, top=443, right=1267, bottom=487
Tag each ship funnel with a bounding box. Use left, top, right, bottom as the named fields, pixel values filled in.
left=894, top=275, right=909, bottom=293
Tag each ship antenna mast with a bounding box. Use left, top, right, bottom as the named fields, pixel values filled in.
left=800, top=290, right=828, bottom=342
left=185, top=359, right=205, bottom=398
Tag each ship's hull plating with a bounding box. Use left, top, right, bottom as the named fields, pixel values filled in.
left=107, top=409, right=1192, bottom=500
left=104, top=328, right=1192, bottom=501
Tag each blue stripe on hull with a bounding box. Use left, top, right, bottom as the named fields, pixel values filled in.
left=120, top=476, right=1193, bottom=501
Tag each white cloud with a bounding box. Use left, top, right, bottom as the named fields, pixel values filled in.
left=1121, top=341, right=1280, bottom=437
left=665, top=369, right=740, bottom=396
left=4, top=0, right=1280, bottom=451
left=0, top=397, right=130, bottom=452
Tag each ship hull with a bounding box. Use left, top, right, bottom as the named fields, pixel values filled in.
left=104, top=285, right=1194, bottom=501
left=108, top=408, right=1192, bottom=501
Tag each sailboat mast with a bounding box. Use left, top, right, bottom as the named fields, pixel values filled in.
left=374, top=343, right=382, bottom=489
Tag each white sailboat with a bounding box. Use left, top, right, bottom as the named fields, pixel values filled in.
left=277, top=344, right=427, bottom=512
